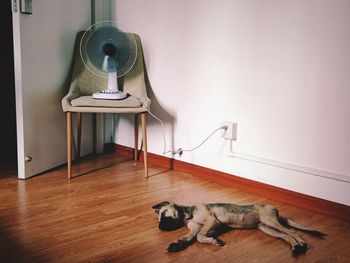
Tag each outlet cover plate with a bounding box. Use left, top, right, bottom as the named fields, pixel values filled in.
left=222, top=122, right=237, bottom=140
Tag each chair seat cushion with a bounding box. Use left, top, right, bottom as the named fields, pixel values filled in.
left=71, top=95, right=142, bottom=108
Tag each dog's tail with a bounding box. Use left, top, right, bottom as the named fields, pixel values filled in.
left=279, top=216, right=327, bottom=237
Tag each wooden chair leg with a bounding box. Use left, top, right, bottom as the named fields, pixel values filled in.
left=138, top=140, right=143, bottom=161
left=141, top=112, right=148, bottom=178
left=77, top=112, right=82, bottom=160
left=67, top=112, right=72, bottom=179
left=134, top=114, right=139, bottom=160
left=92, top=113, right=97, bottom=154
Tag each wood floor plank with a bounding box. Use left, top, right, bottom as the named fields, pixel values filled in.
left=0, top=153, right=349, bottom=262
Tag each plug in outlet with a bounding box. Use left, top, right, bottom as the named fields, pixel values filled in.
left=222, top=122, right=237, bottom=140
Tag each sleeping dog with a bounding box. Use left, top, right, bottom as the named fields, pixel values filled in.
left=152, top=201, right=325, bottom=255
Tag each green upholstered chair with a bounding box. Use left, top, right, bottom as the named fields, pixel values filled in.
left=62, top=32, right=150, bottom=179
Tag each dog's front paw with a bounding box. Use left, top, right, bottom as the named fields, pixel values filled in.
left=215, top=238, right=225, bottom=246
left=292, top=243, right=307, bottom=256
left=167, top=240, right=188, bottom=252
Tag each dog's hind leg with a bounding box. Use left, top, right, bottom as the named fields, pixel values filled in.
left=259, top=213, right=307, bottom=255
left=259, top=206, right=306, bottom=245
left=260, top=216, right=306, bottom=245
left=279, top=216, right=326, bottom=237
left=258, top=223, right=306, bottom=255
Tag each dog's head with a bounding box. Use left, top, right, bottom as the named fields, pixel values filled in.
left=152, top=201, right=185, bottom=231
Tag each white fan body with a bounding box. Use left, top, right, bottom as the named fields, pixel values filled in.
left=92, top=55, right=126, bottom=100
left=92, top=73, right=126, bottom=99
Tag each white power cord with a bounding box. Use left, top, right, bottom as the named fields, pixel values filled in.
left=179, top=126, right=227, bottom=155
left=139, top=99, right=227, bottom=156
left=142, top=108, right=173, bottom=155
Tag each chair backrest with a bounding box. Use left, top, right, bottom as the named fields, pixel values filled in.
left=68, top=31, right=150, bottom=108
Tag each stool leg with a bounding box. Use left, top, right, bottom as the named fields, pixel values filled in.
left=134, top=114, right=139, bottom=160
left=92, top=113, right=97, bottom=154
left=141, top=113, right=148, bottom=178
left=67, top=112, right=72, bottom=179
left=77, top=112, right=82, bottom=160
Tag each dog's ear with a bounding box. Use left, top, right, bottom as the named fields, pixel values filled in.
left=152, top=201, right=170, bottom=214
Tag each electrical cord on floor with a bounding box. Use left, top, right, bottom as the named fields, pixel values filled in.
left=139, top=99, right=227, bottom=156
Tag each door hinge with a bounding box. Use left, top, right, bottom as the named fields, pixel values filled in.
left=12, top=0, right=19, bottom=12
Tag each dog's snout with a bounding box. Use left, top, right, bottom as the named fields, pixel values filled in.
left=159, top=216, right=183, bottom=231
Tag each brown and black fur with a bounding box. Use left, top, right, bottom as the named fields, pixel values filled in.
left=152, top=201, right=326, bottom=255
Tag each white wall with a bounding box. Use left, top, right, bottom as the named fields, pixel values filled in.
left=113, top=0, right=350, bottom=205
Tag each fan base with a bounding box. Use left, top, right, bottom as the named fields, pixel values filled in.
left=92, top=91, right=127, bottom=100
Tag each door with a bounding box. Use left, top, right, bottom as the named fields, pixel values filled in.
left=12, top=0, right=92, bottom=179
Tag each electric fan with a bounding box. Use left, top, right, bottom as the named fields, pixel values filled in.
left=80, top=21, right=137, bottom=100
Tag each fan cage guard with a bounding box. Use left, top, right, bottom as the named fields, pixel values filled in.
left=80, top=20, right=138, bottom=79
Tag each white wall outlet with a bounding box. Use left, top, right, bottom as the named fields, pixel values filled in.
left=222, top=122, right=237, bottom=140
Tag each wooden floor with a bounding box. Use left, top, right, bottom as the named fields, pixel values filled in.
left=0, top=153, right=349, bottom=263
